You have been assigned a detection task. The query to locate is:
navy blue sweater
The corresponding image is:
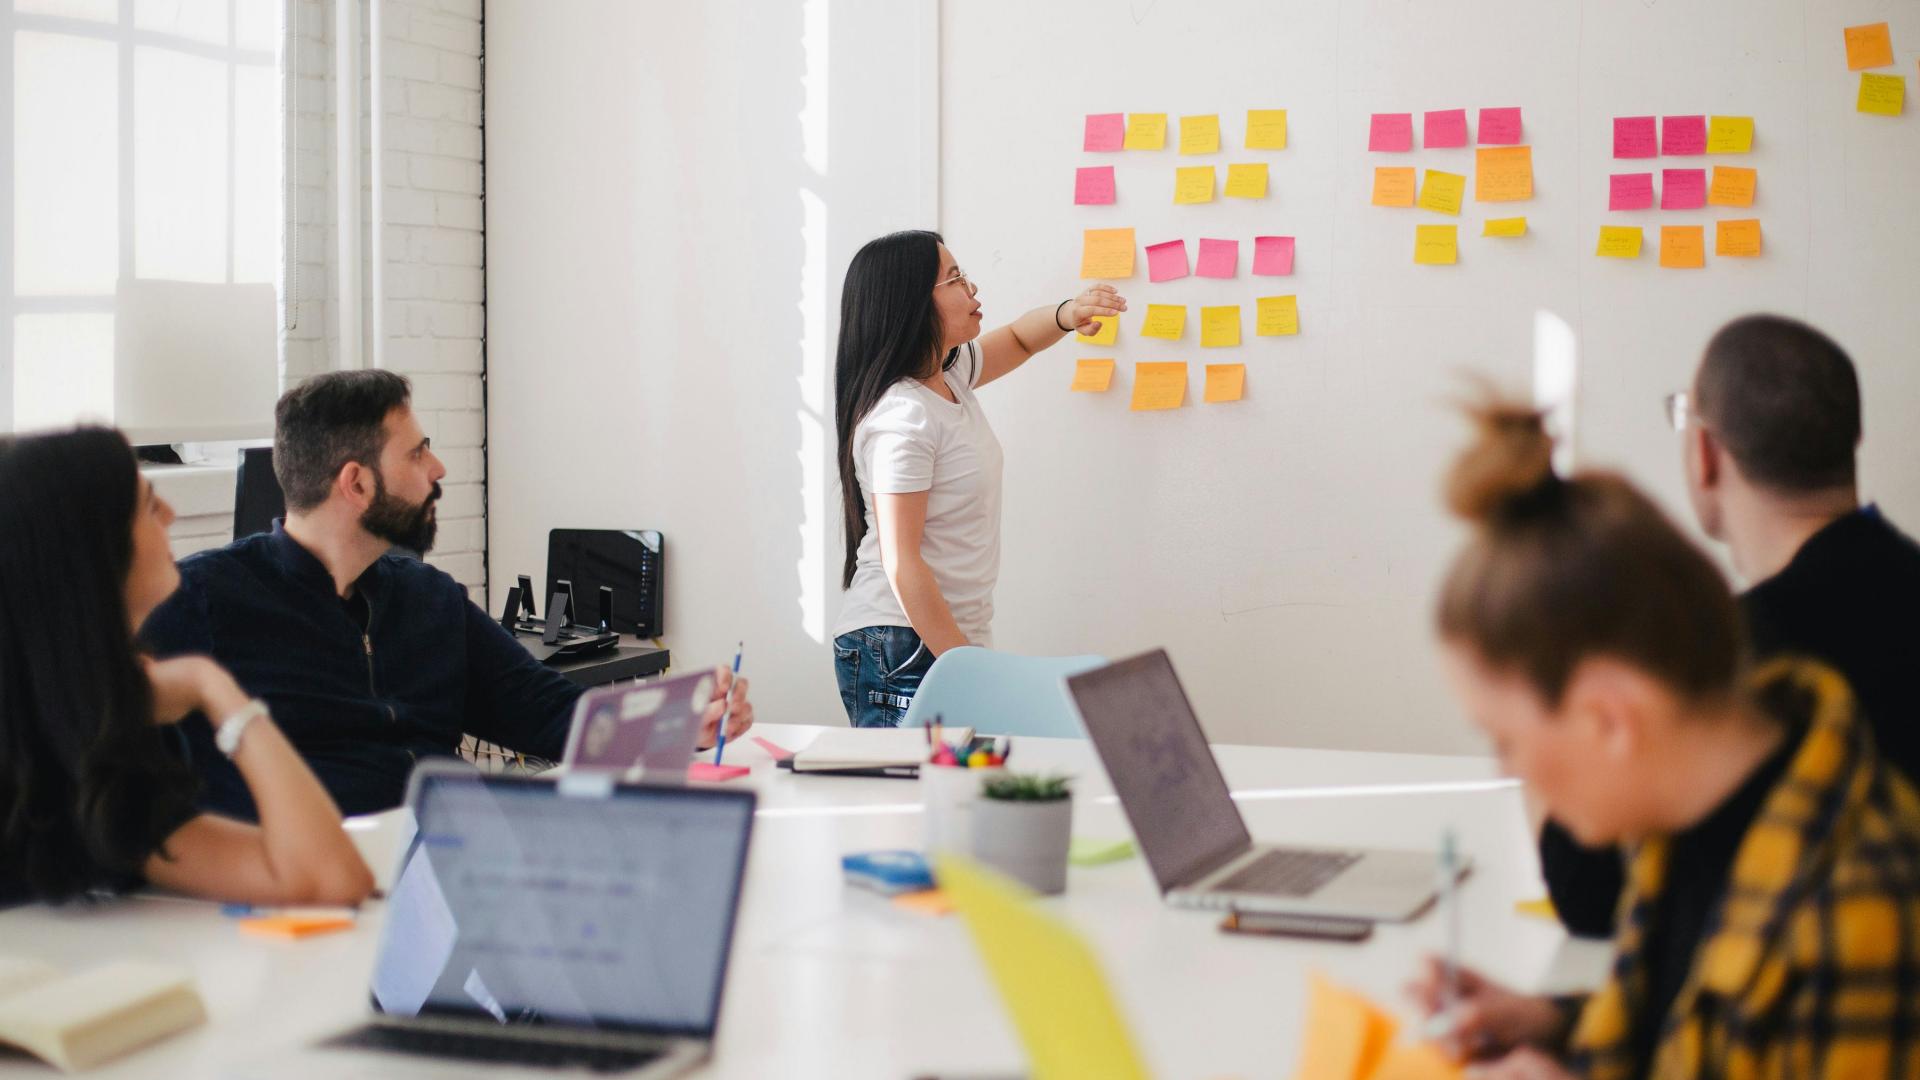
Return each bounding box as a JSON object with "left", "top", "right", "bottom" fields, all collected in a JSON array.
[{"left": 141, "top": 524, "right": 582, "bottom": 819}]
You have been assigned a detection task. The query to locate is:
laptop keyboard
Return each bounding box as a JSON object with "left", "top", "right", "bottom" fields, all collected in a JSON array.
[
  {"left": 1214, "top": 849, "right": 1363, "bottom": 897},
  {"left": 327, "top": 1024, "right": 664, "bottom": 1073}
]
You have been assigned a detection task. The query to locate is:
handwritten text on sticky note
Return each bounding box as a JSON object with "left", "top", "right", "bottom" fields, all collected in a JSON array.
[
  {"left": 1070, "top": 359, "right": 1116, "bottom": 393},
  {"left": 1660, "top": 168, "right": 1706, "bottom": 210},
  {"left": 1369, "top": 113, "right": 1414, "bottom": 152},
  {"left": 1372, "top": 166, "right": 1416, "bottom": 207},
  {"left": 1204, "top": 364, "right": 1245, "bottom": 404},
  {"left": 1074, "top": 166, "right": 1116, "bottom": 206},
  {"left": 1245, "top": 109, "right": 1288, "bottom": 150},
  {"left": 1130, "top": 363, "right": 1187, "bottom": 411},
  {"left": 1224, "top": 162, "right": 1269, "bottom": 199},
  {"left": 1200, "top": 305, "right": 1241, "bottom": 347},
  {"left": 1478, "top": 107, "right": 1523, "bottom": 145},
  {"left": 1424, "top": 109, "right": 1468, "bottom": 148},
  {"left": 1084, "top": 113, "right": 1125, "bottom": 152},
  {"left": 1124, "top": 113, "right": 1167, "bottom": 150},
  {"left": 1706, "top": 116, "right": 1754, "bottom": 153},
  {"left": 1708, "top": 166, "right": 1756, "bottom": 207},
  {"left": 1715, "top": 218, "right": 1762, "bottom": 257},
  {"left": 1475, "top": 146, "right": 1533, "bottom": 202},
  {"left": 1596, "top": 226, "right": 1644, "bottom": 258},
  {"left": 1080, "top": 228, "right": 1136, "bottom": 279},
  {"left": 1609, "top": 173, "right": 1654, "bottom": 211},
  {"left": 1256, "top": 295, "right": 1300, "bottom": 336},
  {"left": 1417, "top": 170, "right": 1466, "bottom": 216},
  {"left": 1483, "top": 217, "right": 1527, "bottom": 237},
  {"left": 1613, "top": 116, "right": 1657, "bottom": 158},
  {"left": 1146, "top": 239, "right": 1190, "bottom": 283},
  {"left": 1659, "top": 225, "right": 1705, "bottom": 269},
  {"left": 1195, "top": 238, "right": 1239, "bottom": 279},
  {"left": 1662, "top": 115, "right": 1706, "bottom": 155},
  {"left": 1140, "top": 304, "right": 1186, "bottom": 340},
  {"left": 1179, "top": 114, "right": 1221, "bottom": 155},
  {"left": 1414, "top": 224, "right": 1458, "bottom": 265},
  {"left": 1174, "top": 166, "right": 1216, "bottom": 204},
  {"left": 1253, "top": 235, "right": 1295, "bottom": 276}
]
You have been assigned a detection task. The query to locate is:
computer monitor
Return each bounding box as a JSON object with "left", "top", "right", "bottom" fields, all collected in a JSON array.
[{"left": 546, "top": 529, "right": 664, "bottom": 637}]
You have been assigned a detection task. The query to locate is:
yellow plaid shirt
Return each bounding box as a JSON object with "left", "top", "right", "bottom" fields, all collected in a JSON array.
[{"left": 1564, "top": 660, "right": 1920, "bottom": 1080}]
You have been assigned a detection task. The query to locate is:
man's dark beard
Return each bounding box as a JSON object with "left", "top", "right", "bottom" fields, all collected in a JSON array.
[{"left": 361, "top": 472, "right": 442, "bottom": 554}]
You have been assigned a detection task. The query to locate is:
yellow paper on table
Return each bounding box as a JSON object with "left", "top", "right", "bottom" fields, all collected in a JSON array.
[
  {"left": 1716, "top": 218, "right": 1763, "bottom": 257},
  {"left": 1203, "top": 364, "right": 1245, "bottom": 403},
  {"left": 1246, "top": 108, "right": 1288, "bottom": 150},
  {"left": 1844, "top": 22, "right": 1895, "bottom": 71},
  {"left": 1070, "top": 359, "right": 1116, "bottom": 393},
  {"left": 1414, "top": 224, "right": 1458, "bottom": 266},
  {"left": 1370, "top": 1041, "right": 1466, "bottom": 1080},
  {"left": 1515, "top": 897, "right": 1559, "bottom": 921},
  {"left": 1179, "top": 113, "right": 1220, "bottom": 154},
  {"left": 1225, "top": 162, "right": 1269, "bottom": 199},
  {"left": 1130, "top": 363, "right": 1188, "bottom": 411},
  {"left": 1416, "top": 170, "right": 1466, "bottom": 216},
  {"left": 1174, "top": 166, "right": 1217, "bottom": 204},
  {"left": 1706, "top": 115, "right": 1753, "bottom": 153},
  {"left": 1474, "top": 146, "right": 1533, "bottom": 202},
  {"left": 1076, "top": 315, "right": 1119, "bottom": 346},
  {"left": 1123, "top": 113, "right": 1166, "bottom": 150},
  {"left": 1858, "top": 73, "right": 1905, "bottom": 116},
  {"left": 1372, "top": 167, "right": 1416, "bottom": 207},
  {"left": 1708, "top": 166, "right": 1756, "bottom": 207},
  {"left": 1483, "top": 217, "right": 1527, "bottom": 237},
  {"left": 1295, "top": 974, "right": 1398, "bottom": 1080},
  {"left": 1256, "top": 295, "right": 1300, "bottom": 337},
  {"left": 1200, "top": 305, "right": 1241, "bottom": 348},
  {"left": 1596, "top": 225, "right": 1644, "bottom": 258},
  {"left": 1659, "top": 225, "right": 1705, "bottom": 269},
  {"left": 1140, "top": 304, "right": 1186, "bottom": 341},
  {"left": 1079, "top": 227, "right": 1136, "bottom": 279},
  {"left": 936, "top": 855, "right": 1151, "bottom": 1080}
]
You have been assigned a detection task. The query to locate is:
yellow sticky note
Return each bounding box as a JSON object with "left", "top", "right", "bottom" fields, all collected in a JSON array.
[
  {"left": 1245, "top": 108, "right": 1288, "bottom": 150},
  {"left": 1716, "top": 218, "right": 1762, "bottom": 257},
  {"left": 1200, "top": 305, "right": 1241, "bottom": 348},
  {"left": 1596, "top": 225, "right": 1644, "bottom": 258},
  {"left": 1706, "top": 115, "right": 1753, "bottom": 153},
  {"left": 1483, "top": 217, "right": 1527, "bottom": 237},
  {"left": 1203, "top": 364, "right": 1245, "bottom": 404},
  {"left": 1372, "top": 166, "right": 1416, "bottom": 207},
  {"left": 936, "top": 856, "right": 1151, "bottom": 1080},
  {"left": 1845, "top": 23, "right": 1895, "bottom": 71},
  {"left": 1224, "top": 162, "right": 1269, "bottom": 199},
  {"left": 1174, "top": 166, "right": 1216, "bottom": 204},
  {"left": 1178, "top": 114, "right": 1220, "bottom": 155},
  {"left": 1123, "top": 113, "right": 1166, "bottom": 150},
  {"left": 1294, "top": 974, "right": 1398, "bottom": 1080},
  {"left": 1076, "top": 316, "right": 1119, "bottom": 346},
  {"left": 1417, "top": 170, "right": 1466, "bottom": 216},
  {"left": 1414, "top": 224, "right": 1458, "bottom": 265},
  {"left": 1255, "top": 295, "right": 1299, "bottom": 337},
  {"left": 1858, "top": 73, "right": 1905, "bottom": 116},
  {"left": 1371, "top": 1042, "right": 1467, "bottom": 1080},
  {"left": 1079, "top": 227, "right": 1136, "bottom": 279},
  {"left": 1140, "top": 303, "right": 1186, "bottom": 340},
  {"left": 1070, "top": 359, "right": 1116, "bottom": 393},
  {"left": 1659, "top": 225, "right": 1705, "bottom": 269},
  {"left": 1708, "top": 166, "right": 1756, "bottom": 207},
  {"left": 1130, "top": 362, "right": 1188, "bottom": 411},
  {"left": 1474, "top": 146, "right": 1534, "bottom": 202}
]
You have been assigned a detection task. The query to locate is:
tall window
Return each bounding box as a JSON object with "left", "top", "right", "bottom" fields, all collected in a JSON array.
[{"left": 4, "top": 0, "right": 280, "bottom": 436}]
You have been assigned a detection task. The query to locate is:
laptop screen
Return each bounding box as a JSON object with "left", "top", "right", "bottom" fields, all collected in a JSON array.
[
  {"left": 561, "top": 669, "right": 713, "bottom": 778},
  {"left": 369, "top": 770, "right": 754, "bottom": 1038},
  {"left": 1066, "top": 649, "right": 1252, "bottom": 892}
]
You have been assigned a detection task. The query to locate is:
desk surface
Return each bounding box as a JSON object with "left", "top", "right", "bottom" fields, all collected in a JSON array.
[{"left": 0, "top": 724, "right": 1609, "bottom": 1080}]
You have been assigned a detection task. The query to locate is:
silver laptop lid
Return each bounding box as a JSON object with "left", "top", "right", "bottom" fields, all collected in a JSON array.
[
  {"left": 560, "top": 669, "right": 714, "bottom": 780},
  {"left": 370, "top": 763, "right": 755, "bottom": 1040},
  {"left": 1066, "top": 649, "right": 1252, "bottom": 892}
]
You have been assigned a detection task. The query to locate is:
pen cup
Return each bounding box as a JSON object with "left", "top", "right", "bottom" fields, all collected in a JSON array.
[{"left": 921, "top": 763, "right": 1004, "bottom": 854}]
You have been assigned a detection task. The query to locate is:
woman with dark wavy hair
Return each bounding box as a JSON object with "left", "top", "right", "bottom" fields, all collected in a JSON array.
[{"left": 0, "top": 427, "right": 371, "bottom": 906}]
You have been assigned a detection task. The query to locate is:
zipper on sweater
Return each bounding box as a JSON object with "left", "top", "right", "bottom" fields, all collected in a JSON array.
[{"left": 357, "top": 594, "right": 397, "bottom": 725}]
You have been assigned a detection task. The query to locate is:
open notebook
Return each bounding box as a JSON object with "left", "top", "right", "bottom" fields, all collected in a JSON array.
[
  {"left": 783, "top": 727, "right": 974, "bottom": 776},
  {"left": 0, "top": 956, "right": 206, "bottom": 1072}
]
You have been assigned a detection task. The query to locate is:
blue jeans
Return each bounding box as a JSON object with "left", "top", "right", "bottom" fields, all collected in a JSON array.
[{"left": 833, "top": 625, "right": 935, "bottom": 728}]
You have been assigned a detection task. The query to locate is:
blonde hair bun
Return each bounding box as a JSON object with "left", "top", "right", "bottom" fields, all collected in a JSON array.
[{"left": 1445, "top": 397, "right": 1557, "bottom": 524}]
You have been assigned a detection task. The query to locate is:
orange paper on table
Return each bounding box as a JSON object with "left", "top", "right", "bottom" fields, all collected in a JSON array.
[
  {"left": 1708, "top": 166, "right": 1756, "bottom": 207},
  {"left": 1716, "top": 218, "right": 1762, "bottom": 257},
  {"left": 892, "top": 889, "right": 956, "bottom": 916},
  {"left": 1295, "top": 974, "right": 1398, "bottom": 1080},
  {"left": 1130, "top": 363, "right": 1187, "bottom": 411},
  {"left": 1079, "top": 228, "right": 1136, "bottom": 279},
  {"left": 1372, "top": 167, "right": 1416, "bottom": 207},
  {"left": 1845, "top": 22, "right": 1895, "bottom": 71},
  {"left": 1659, "top": 225, "right": 1705, "bottom": 268},
  {"left": 1474, "top": 146, "right": 1533, "bottom": 202},
  {"left": 1070, "top": 359, "right": 1116, "bottom": 392},
  {"left": 1203, "top": 364, "right": 1245, "bottom": 403},
  {"left": 1369, "top": 1041, "right": 1466, "bottom": 1080},
  {"left": 239, "top": 914, "right": 356, "bottom": 940}
]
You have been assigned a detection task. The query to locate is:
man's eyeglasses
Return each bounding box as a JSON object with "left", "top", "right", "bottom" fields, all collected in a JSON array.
[
  {"left": 936, "top": 269, "right": 978, "bottom": 296},
  {"left": 1663, "top": 390, "right": 1691, "bottom": 432}
]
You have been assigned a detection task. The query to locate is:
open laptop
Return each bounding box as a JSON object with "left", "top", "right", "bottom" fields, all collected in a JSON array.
[
  {"left": 560, "top": 670, "right": 713, "bottom": 781},
  {"left": 1066, "top": 649, "right": 1452, "bottom": 922},
  {"left": 307, "top": 761, "right": 755, "bottom": 1076}
]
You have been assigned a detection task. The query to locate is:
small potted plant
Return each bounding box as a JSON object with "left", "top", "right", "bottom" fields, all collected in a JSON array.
[{"left": 969, "top": 773, "right": 1073, "bottom": 894}]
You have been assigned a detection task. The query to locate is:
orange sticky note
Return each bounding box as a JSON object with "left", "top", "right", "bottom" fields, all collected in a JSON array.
[
  {"left": 1474, "top": 146, "right": 1533, "bottom": 202},
  {"left": 1596, "top": 226, "right": 1643, "bottom": 259},
  {"left": 1716, "top": 218, "right": 1762, "bottom": 257},
  {"left": 1708, "top": 166, "right": 1756, "bottom": 207},
  {"left": 893, "top": 889, "right": 956, "bottom": 916},
  {"left": 1370, "top": 1042, "right": 1467, "bottom": 1080},
  {"left": 1294, "top": 974, "right": 1398, "bottom": 1080},
  {"left": 1659, "top": 225, "right": 1705, "bottom": 268},
  {"left": 1200, "top": 305, "right": 1241, "bottom": 348},
  {"left": 1130, "top": 362, "right": 1187, "bottom": 411},
  {"left": 1203, "top": 364, "right": 1245, "bottom": 403},
  {"left": 1079, "top": 228, "right": 1136, "bottom": 279},
  {"left": 1414, "top": 224, "right": 1458, "bottom": 266},
  {"left": 1077, "top": 315, "right": 1119, "bottom": 346},
  {"left": 1256, "top": 295, "right": 1300, "bottom": 336},
  {"left": 1845, "top": 23, "right": 1894, "bottom": 71},
  {"left": 1372, "top": 167, "right": 1416, "bottom": 207},
  {"left": 1070, "top": 359, "right": 1116, "bottom": 392},
  {"left": 239, "top": 914, "right": 356, "bottom": 939}
]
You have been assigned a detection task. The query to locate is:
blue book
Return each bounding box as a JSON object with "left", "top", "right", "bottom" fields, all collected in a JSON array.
[{"left": 841, "top": 851, "right": 935, "bottom": 896}]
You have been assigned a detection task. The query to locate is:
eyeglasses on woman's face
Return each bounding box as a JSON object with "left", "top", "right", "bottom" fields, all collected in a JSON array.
[{"left": 935, "top": 268, "right": 978, "bottom": 296}]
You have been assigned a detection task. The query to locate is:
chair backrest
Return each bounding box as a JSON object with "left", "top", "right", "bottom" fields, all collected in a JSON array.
[
  {"left": 902, "top": 647, "right": 1108, "bottom": 739},
  {"left": 232, "top": 446, "right": 285, "bottom": 540}
]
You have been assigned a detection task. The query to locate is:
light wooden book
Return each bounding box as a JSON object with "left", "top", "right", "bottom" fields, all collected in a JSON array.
[
  {"left": 791, "top": 727, "right": 973, "bottom": 772},
  {"left": 0, "top": 956, "right": 205, "bottom": 1072}
]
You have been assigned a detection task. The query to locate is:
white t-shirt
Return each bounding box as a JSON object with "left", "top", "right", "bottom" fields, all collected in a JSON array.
[{"left": 833, "top": 340, "right": 1004, "bottom": 646}]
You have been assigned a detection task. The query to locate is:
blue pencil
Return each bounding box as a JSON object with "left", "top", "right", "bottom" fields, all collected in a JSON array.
[{"left": 712, "top": 642, "right": 743, "bottom": 765}]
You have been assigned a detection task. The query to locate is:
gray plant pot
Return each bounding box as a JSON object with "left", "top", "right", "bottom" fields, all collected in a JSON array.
[{"left": 969, "top": 797, "right": 1073, "bottom": 895}]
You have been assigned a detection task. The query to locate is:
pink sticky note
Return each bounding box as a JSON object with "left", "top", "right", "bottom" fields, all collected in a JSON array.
[
  {"left": 1424, "top": 109, "right": 1468, "bottom": 148},
  {"left": 1146, "top": 239, "right": 1190, "bottom": 282},
  {"left": 1195, "top": 238, "right": 1239, "bottom": 278},
  {"left": 1252, "top": 235, "right": 1295, "bottom": 276},
  {"left": 1661, "top": 115, "right": 1706, "bottom": 156},
  {"left": 1660, "top": 168, "right": 1706, "bottom": 210},
  {"left": 1074, "top": 166, "right": 1116, "bottom": 205},
  {"left": 1083, "top": 113, "right": 1125, "bottom": 152},
  {"left": 1613, "top": 116, "right": 1657, "bottom": 158},
  {"left": 689, "top": 762, "right": 750, "bottom": 782},
  {"left": 752, "top": 736, "right": 794, "bottom": 762},
  {"left": 1369, "top": 112, "right": 1414, "bottom": 152},
  {"left": 1478, "top": 107, "right": 1523, "bottom": 145},
  {"left": 1609, "top": 172, "right": 1655, "bottom": 210}
]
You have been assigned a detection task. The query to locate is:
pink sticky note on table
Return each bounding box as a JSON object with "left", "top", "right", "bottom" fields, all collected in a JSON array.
[
  {"left": 1478, "top": 107, "right": 1523, "bottom": 145},
  {"left": 1146, "top": 239, "right": 1190, "bottom": 282},
  {"left": 1083, "top": 113, "right": 1125, "bottom": 152},
  {"left": 1424, "top": 109, "right": 1468, "bottom": 148},
  {"left": 751, "top": 736, "right": 794, "bottom": 762},
  {"left": 1613, "top": 116, "right": 1657, "bottom": 158},
  {"left": 1195, "top": 238, "right": 1239, "bottom": 278},
  {"left": 1609, "top": 172, "right": 1655, "bottom": 210},
  {"left": 1252, "top": 235, "right": 1295, "bottom": 276},
  {"left": 1369, "top": 112, "right": 1414, "bottom": 151},
  {"left": 1662, "top": 115, "right": 1706, "bottom": 156},
  {"left": 689, "top": 762, "right": 750, "bottom": 782},
  {"left": 1660, "top": 168, "right": 1706, "bottom": 210},
  {"left": 1074, "top": 166, "right": 1116, "bottom": 205}
]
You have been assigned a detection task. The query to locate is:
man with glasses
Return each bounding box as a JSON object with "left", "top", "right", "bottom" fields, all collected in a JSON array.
[{"left": 1540, "top": 314, "right": 1920, "bottom": 938}]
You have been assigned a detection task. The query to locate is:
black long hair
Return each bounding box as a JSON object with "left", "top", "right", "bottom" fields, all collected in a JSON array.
[
  {"left": 0, "top": 428, "right": 198, "bottom": 901},
  {"left": 835, "top": 229, "right": 950, "bottom": 589}
]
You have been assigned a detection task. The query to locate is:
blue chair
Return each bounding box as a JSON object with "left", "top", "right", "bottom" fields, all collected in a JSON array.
[{"left": 901, "top": 647, "right": 1109, "bottom": 739}]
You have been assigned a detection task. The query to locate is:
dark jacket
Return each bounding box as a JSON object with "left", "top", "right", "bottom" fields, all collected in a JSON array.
[{"left": 140, "top": 524, "right": 582, "bottom": 819}]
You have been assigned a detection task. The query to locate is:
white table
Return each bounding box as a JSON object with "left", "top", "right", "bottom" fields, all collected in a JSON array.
[{"left": 0, "top": 724, "right": 1610, "bottom": 1079}]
